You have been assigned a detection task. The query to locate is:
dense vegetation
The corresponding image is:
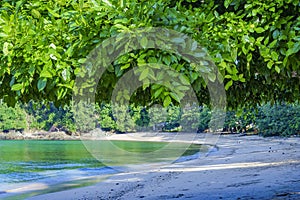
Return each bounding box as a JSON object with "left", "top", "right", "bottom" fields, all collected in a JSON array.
[
  {"left": 0, "top": 102, "right": 299, "bottom": 137},
  {"left": 0, "top": 0, "right": 299, "bottom": 108},
  {"left": 0, "top": 0, "right": 299, "bottom": 138}
]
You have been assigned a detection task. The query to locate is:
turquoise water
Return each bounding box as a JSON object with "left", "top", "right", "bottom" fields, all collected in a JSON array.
[{"left": 0, "top": 140, "right": 202, "bottom": 199}]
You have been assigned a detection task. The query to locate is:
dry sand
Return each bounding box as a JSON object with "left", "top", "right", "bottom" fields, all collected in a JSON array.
[{"left": 26, "top": 133, "right": 300, "bottom": 200}]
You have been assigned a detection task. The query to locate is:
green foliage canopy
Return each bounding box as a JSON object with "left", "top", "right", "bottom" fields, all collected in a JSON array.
[{"left": 0, "top": 0, "right": 299, "bottom": 108}]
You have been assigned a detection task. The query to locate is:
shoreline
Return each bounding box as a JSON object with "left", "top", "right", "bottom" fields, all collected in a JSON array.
[
  {"left": 1, "top": 128, "right": 298, "bottom": 141},
  {"left": 1, "top": 132, "right": 209, "bottom": 199},
  {"left": 21, "top": 133, "right": 300, "bottom": 200}
]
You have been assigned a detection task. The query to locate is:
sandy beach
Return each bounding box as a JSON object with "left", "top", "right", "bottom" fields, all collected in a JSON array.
[{"left": 25, "top": 133, "right": 300, "bottom": 200}]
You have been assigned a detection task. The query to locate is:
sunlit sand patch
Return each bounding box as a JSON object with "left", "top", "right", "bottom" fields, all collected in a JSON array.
[
  {"left": 6, "top": 183, "right": 48, "bottom": 193},
  {"left": 161, "top": 160, "right": 300, "bottom": 172}
]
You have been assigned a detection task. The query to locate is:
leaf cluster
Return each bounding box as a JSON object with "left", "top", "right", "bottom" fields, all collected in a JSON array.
[{"left": 0, "top": 0, "right": 299, "bottom": 108}]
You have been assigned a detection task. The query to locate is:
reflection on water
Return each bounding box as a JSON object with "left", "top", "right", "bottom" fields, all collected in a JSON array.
[{"left": 0, "top": 140, "right": 204, "bottom": 199}]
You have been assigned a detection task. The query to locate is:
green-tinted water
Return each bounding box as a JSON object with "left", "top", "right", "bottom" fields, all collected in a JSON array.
[{"left": 0, "top": 140, "right": 203, "bottom": 199}]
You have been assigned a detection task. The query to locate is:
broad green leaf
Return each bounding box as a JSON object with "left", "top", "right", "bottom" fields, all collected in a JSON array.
[
  {"left": 267, "top": 61, "right": 274, "bottom": 69},
  {"left": 286, "top": 42, "right": 300, "bottom": 57},
  {"left": 239, "top": 74, "right": 246, "bottom": 82},
  {"left": 232, "top": 74, "right": 239, "bottom": 81},
  {"left": 269, "top": 40, "right": 277, "bottom": 48},
  {"left": 140, "top": 37, "right": 148, "bottom": 49},
  {"left": 190, "top": 72, "right": 198, "bottom": 81},
  {"left": 47, "top": 8, "right": 60, "bottom": 18},
  {"left": 239, "top": 77, "right": 246, "bottom": 82},
  {"left": 162, "top": 56, "right": 171, "bottom": 65},
  {"left": 148, "top": 57, "right": 157, "bottom": 63},
  {"left": 40, "top": 69, "right": 53, "bottom": 78},
  {"left": 272, "top": 30, "right": 280, "bottom": 39},
  {"left": 247, "top": 54, "right": 252, "bottom": 62},
  {"left": 269, "top": 7, "right": 275, "bottom": 12},
  {"left": 224, "top": 0, "right": 232, "bottom": 9},
  {"left": 226, "top": 65, "right": 233, "bottom": 74},
  {"left": 121, "top": 63, "right": 130, "bottom": 70},
  {"left": 275, "top": 66, "right": 281, "bottom": 74},
  {"left": 255, "top": 27, "right": 265, "bottom": 33},
  {"left": 31, "top": 9, "right": 41, "bottom": 18},
  {"left": 219, "top": 61, "right": 227, "bottom": 69},
  {"left": 163, "top": 95, "right": 172, "bottom": 107},
  {"left": 293, "top": 42, "right": 300, "bottom": 53},
  {"left": 264, "top": 37, "right": 270, "bottom": 45},
  {"left": 37, "top": 78, "right": 47, "bottom": 91},
  {"left": 256, "top": 37, "right": 264, "bottom": 44},
  {"left": 139, "top": 67, "right": 149, "bottom": 81},
  {"left": 225, "top": 80, "right": 233, "bottom": 90},
  {"left": 179, "top": 75, "right": 190, "bottom": 85},
  {"left": 154, "top": 87, "right": 163, "bottom": 98},
  {"left": 170, "top": 92, "right": 180, "bottom": 103},
  {"left": 11, "top": 84, "right": 23, "bottom": 91},
  {"left": 271, "top": 52, "right": 278, "bottom": 61}
]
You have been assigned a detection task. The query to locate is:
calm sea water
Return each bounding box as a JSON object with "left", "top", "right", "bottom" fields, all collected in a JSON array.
[{"left": 0, "top": 140, "right": 203, "bottom": 199}]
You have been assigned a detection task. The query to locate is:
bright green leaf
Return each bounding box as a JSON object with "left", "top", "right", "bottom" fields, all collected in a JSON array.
[
  {"left": 163, "top": 95, "right": 172, "bottom": 107},
  {"left": 11, "top": 84, "right": 23, "bottom": 91},
  {"left": 154, "top": 87, "right": 163, "bottom": 98},
  {"left": 40, "top": 69, "right": 53, "bottom": 78},
  {"left": 269, "top": 40, "right": 277, "bottom": 48},
  {"left": 271, "top": 52, "right": 279, "bottom": 61},
  {"left": 255, "top": 27, "right": 265, "bottom": 33},
  {"left": 224, "top": 0, "right": 232, "bottom": 8},
  {"left": 121, "top": 63, "right": 131, "bottom": 70},
  {"left": 170, "top": 92, "right": 180, "bottom": 103},
  {"left": 225, "top": 80, "right": 233, "bottom": 90},
  {"left": 267, "top": 61, "right": 274, "bottom": 69}
]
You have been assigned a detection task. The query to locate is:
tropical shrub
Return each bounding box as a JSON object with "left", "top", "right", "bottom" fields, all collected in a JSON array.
[
  {"left": 0, "top": 103, "right": 27, "bottom": 132},
  {"left": 0, "top": 100, "right": 299, "bottom": 137},
  {"left": 197, "top": 105, "right": 212, "bottom": 132},
  {"left": 163, "top": 105, "right": 182, "bottom": 132},
  {"left": 97, "top": 103, "right": 116, "bottom": 131},
  {"left": 23, "top": 101, "right": 76, "bottom": 133},
  {"left": 180, "top": 104, "right": 201, "bottom": 132},
  {"left": 72, "top": 101, "right": 97, "bottom": 133},
  {"left": 256, "top": 103, "right": 300, "bottom": 137}
]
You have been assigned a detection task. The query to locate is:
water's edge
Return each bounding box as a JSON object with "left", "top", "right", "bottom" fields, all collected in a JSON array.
[{"left": 0, "top": 140, "right": 211, "bottom": 200}]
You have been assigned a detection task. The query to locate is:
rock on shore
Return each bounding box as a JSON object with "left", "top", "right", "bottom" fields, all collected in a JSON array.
[{"left": 0, "top": 130, "right": 80, "bottom": 140}]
